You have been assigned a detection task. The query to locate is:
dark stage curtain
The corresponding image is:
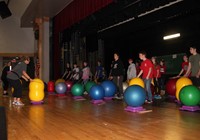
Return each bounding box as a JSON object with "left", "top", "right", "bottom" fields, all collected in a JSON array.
[{"left": 53, "top": 0, "right": 113, "bottom": 79}]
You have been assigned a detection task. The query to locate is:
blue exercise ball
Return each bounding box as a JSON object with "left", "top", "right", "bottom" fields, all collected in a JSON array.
[
  {"left": 124, "top": 85, "right": 146, "bottom": 107},
  {"left": 55, "top": 82, "right": 67, "bottom": 94},
  {"left": 101, "top": 80, "right": 116, "bottom": 97},
  {"left": 89, "top": 85, "right": 105, "bottom": 100}
]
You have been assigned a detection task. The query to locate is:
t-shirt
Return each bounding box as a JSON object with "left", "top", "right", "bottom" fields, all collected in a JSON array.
[
  {"left": 96, "top": 66, "right": 103, "bottom": 78},
  {"left": 7, "top": 62, "right": 27, "bottom": 80},
  {"left": 127, "top": 63, "right": 136, "bottom": 80},
  {"left": 82, "top": 66, "right": 90, "bottom": 80},
  {"left": 72, "top": 67, "right": 80, "bottom": 80},
  {"left": 1, "top": 66, "right": 10, "bottom": 79},
  {"left": 140, "top": 59, "right": 153, "bottom": 79},
  {"left": 110, "top": 59, "right": 124, "bottom": 76},
  {"left": 160, "top": 65, "right": 166, "bottom": 75},
  {"left": 153, "top": 65, "right": 161, "bottom": 78},
  {"left": 189, "top": 53, "right": 200, "bottom": 76}
]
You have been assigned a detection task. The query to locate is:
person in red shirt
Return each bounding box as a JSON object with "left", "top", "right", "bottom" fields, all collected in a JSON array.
[
  {"left": 137, "top": 51, "right": 154, "bottom": 103},
  {"left": 159, "top": 59, "right": 166, "bottom": 93},
  {"left": 176, "top": 55, "right": 190, "bottom": 77},
  {"left": 151, "top": 57, "right": 161, "bottom": 95}
]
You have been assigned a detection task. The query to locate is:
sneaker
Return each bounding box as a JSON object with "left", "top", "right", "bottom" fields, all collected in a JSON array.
[
  {"left": 147, "top": 100, "right": 153, "bottom": 104},
  {"left": 15, "top": 101, "right": 24, "bottom": 106},
  {"left": 115, "top": 96, "right": 123, "bottom": 100}
]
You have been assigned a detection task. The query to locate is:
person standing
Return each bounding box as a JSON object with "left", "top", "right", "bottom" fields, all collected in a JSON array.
[
  {"left": 137, "top": 51, "right": 154, "bottom": 103},
  {"left": 184, "top": 46, "right": 200, "bottom": 88},
  {"left": 1, "top": 62, "right": 11, "bottom": 96},
  {"left": 81, "top": 61, "right": 91, "bottom": 85},
  {"left": 7, "top": 56, "right": 33, "bottom": 106},
  {"left": 62, "top": 62, "right": 72, "bottom": 80},
  {"left": 71, "top": 63, "right": 80, "bottom": 83},
  {"left": 176, "top": 55, "right": 190, "bottom": 77},
  {"left": 159, "top": 59, "right": 166, "bottom": 94},
  {"left": 109, "top": 53, "right": 124, "bottom": 99},
  {"left": 94, "top": 60, "right": 104, "bottom": 83},
  {"left": 127, "top": 58, "right": 136, "bottom": 83}
]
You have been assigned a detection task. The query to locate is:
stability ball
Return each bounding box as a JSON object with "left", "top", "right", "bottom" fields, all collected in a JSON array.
[
  {"left": 85, "top": 81, "right": 96, "bottom": 93},
  {"left": 65, "top": 80, "right": 73, "bottom": 92},
  {"left": 101, "top": 80, "right": 116, "bottom": 97},
  {"left": 71, "top": 83, "right": 84, "bottom": 96},
  {"left": 123, "top": 82, "right": 128, "bottom": 92},
  {"left": 55, "top": 82, "right": 67, "bottom": 94},
  {"left": 129, "top": 77, "right": 145, "bottom": 88},
  {"left": 55, "top": 79, "right": 65, "bottom": 85},
  {"left": 29, "top": 78, "right": 45, "bottom": 102},
  {"left": 166, "top": 78, "right": 178, "bottom": 96},
  {"left": 176, "top": 77, "right": 192, "bottom": 100},
  {"left": 124, "top": 85, "right": 146, "bottom": 107},
  {"left": 89, "top": 85, "right": 105, "bottom": 100},
  {"left": 179, "top": 85, "right": 200, "bottom": 106},
  {"left": 47, "top": 81, "right": 55, "bottom": 92}
]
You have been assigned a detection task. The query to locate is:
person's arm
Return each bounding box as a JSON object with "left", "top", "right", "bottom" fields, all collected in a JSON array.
[
  {"left": 196, "top": 60, "right": 200, "bottom": 78},
  {"left": 137, "top": 70, "right": 143, "bottom": 78},
  {"left": 177, "top": 69, "right": 184, "bottom": 77},
  {"left": 184, "top": 62, "right": 191, "bottom": 77},
  {"left": 22, "top": 70, "right": 32, "bottom": 81}
]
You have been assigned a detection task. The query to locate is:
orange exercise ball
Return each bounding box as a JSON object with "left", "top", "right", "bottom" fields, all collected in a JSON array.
[
  {"left": 175, "top": 77, "right": 192, "bottom": 100},
  {"left": 29, "top": 78, "right": 45, "bottom": 102},
  {"left": 129, "top": 77, "right": 145, "bottom": 88}
]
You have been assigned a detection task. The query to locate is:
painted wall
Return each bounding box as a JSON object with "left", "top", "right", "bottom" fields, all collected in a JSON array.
[{"left": 0, "top": 0, "right": 34, "bottom": 54}]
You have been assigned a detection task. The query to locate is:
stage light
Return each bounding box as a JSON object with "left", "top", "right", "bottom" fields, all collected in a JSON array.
[{"left": 163, "top": 33, "right": 180, "bottom": 40}]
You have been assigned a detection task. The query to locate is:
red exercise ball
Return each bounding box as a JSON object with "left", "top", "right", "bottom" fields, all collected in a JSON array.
[
  {"left": 65, "top": 80, "right": 73, "bottom": 92},
  {"left": 47, "top": 81, "right": 55, "bottom": 92},
  {"left": 165, "top": 78, "right": 178, "bottom": 96}
]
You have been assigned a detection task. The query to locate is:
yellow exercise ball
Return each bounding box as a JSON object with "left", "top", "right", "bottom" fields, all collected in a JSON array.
[
  {"left": 29, "top": 78, "right": 45, "bottom": 102},
  {"left": 129, "top": 77, "right": 145, "bottom": 88},
  {"left": 55, "top": 78, "right": 65, "bottom": 85},
  {"left": 175, "top": 77, "right": 192, "bottom": 100}
]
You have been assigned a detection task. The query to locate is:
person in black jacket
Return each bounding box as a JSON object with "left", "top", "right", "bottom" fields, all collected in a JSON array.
[
  {"left": 1, "top": 62, "right": 11, "bottom": 96},
  {"left": 109, "top": 53, "right": 124, "bottom": 99}
]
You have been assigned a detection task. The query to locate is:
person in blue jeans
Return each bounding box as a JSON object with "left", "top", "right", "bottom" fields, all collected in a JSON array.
[{"left": 137, "top": 51, "right": 154, "bottom": 103}]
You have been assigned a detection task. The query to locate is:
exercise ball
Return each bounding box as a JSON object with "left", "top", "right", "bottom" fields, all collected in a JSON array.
[
  {"left": 29, "top": 78, "right": 45, "bottom": 102},
  {"left": 176, "top": 77, "right": 192, "bottom": 100},
  {"left": 101, "top": 80, "right": 116, "bottom": 97},
  {"left": 123, "top": 82, "right": 128, "bottom": 92},
  {"left": 89, "top": 85, "right": 105, "bottom": 100},
  {"left": 55, "top": 82, "right": 67, "bottom": 94},
  {"left": 179, "top": 85, "right": 200, "bottom": 106},
  {"left": 129, "top": 77, "right": 145, "bottom": 88},
  {"left": 85, "top": 81, "right": 96, "bottom": 93},
  {"left": 55, "top": 79, "right": 65, "bottom": 85},
  {"left": 166, "top": 78, "right": 178, "bottom": 96},
  {"left": 124, "top": 85, "right": 146, "bottom": 107},
  {"left": 65, "top": 80, "right": 73, "bottom": 92},
  {"left": 47, "top": 81, "right": 55, "bottom": 92},
  {"left": 71, "top": 83, "right": 84, "bottom": 96}
]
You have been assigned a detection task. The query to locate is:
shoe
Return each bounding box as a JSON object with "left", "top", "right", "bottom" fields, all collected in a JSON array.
[
  {"left": 15, "top": 101, "right": 24, "bottom": 106},
  {"left": 115, "top": 96, "right": 123, "bottom": 100},
  {"left": 147, "top": 100, "right": 153, "bottom": 104}
]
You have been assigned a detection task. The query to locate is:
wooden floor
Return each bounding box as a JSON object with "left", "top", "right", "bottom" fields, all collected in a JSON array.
[{"left": 0, "top": 90, "right": 200, "bottom": 140}]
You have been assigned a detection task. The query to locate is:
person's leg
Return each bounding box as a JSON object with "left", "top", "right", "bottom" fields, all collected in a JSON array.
[
  {"left": 145, "top": 78, "right": 153, "bottom": 102},
  {"left": 14, "top": 80, "right": 23, "bottom": 105},
  {"left": 118, "top": 75, "right": 124, "bottom": 98},
  {"left": 2, "top": 78, "right": 9, "bottom": 95}
]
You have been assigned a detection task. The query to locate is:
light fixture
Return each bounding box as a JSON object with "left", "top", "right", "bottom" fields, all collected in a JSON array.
[{"left": 163, "top": 33, "right": 180, "bottom": 40}]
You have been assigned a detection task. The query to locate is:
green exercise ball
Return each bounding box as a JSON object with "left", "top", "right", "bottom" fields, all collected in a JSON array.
[
  {"left": 71, "top": 83, "right": 84, "bottom": 96},
  {"left": 179, "top": 85, "right": 200, "bottom": 106},
  {"left": 85, "top": 81, "right": 96, "bottom": 93}
]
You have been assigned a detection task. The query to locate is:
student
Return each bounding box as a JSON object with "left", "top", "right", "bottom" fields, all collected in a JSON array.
[
  {"left": 137, "top": 51, "right": 154, "bottom": 103},
  {"left": 184, "top": 46, "right": 200, "bottom": 88},
  {"left": 71, "top": 63, "right": 80, "bottom": 83},
  {"left": 81, "top": 61, "right": 91, "bottom": 85},
  {"left": 109, "top": 53, "right": 124, "bottom": 99},
  {"left": 1, "top": 62, "right": 11, "bottom": 96},
  {"left": 176, "top": 55, "right": 190, "bottom": 77},
  {"left": 7, "top": 56, "right": 33, "bottom": 106},
  {"left": 151, "top": 57, "right": 161, "bottom": 96},
  {"left": 94, "top": 60, "right": 104, "bottom": 83},
  {"left": 159, "top": 59, "right": 166, "bottom": 93},
  {"left": 127, "top": 58, "right": 136, "bottom": 83},
  {"left": 62, "top": 62, "right": 72, "bottom": 80}
]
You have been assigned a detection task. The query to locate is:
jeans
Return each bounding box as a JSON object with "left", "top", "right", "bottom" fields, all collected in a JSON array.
[
  {"left": 113, "top": 75, "right": 124, "bottom": 97},
  {"left": 143, "top": 78, "right": 152, "bottom": 101}
]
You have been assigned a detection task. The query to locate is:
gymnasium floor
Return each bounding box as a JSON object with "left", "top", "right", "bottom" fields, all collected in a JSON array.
[{"left": 0, "top": 90, "right": 200, "bottom": 140}]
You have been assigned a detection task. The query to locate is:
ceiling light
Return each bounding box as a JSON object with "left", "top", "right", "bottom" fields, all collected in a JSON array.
[{"left": 163, "top": 33, "right": 180, "bottom": 40}]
